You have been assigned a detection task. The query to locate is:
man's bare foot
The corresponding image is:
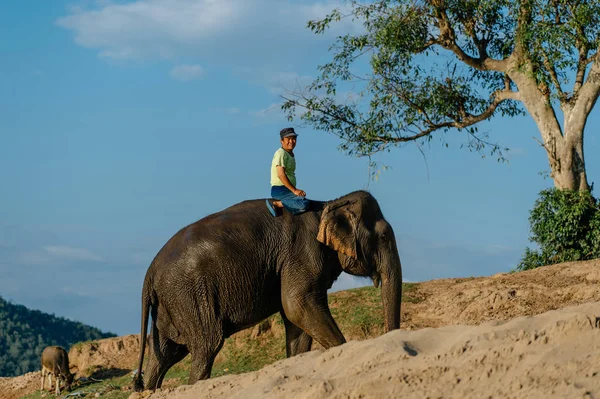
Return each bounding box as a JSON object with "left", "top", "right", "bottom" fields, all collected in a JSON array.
[{"left": 266, "top": 199, "right": 281, "bottom": 217}]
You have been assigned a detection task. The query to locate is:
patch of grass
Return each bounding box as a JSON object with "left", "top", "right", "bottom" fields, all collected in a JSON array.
[
  {"left": 21, "top": 374, "right": 132, "bottom": 399},
  {"left": 329, "top": 287, "right": 384, "bottom": 339},
  {"left": 163, "top": 357, "right": 192, "bottom": 384},
  {"left": 403, "top": 282, "right": 417, "bottom": 293},
  {"left": 212, "top": 317, "right": 286, "bottom": 378},
  {"left": 327, "top": 283, "right": 420, "bottom": 339},
  {"left": 402, "top": 283, "right": 424, "bottom": 304},
  {"left": 69, "top": 340, "right": 98, "bottom": 352}
]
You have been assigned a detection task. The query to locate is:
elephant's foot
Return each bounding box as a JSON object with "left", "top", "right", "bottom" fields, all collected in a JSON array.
[{"left": 188, "top": 357, "right": 214, "bottom": 385}]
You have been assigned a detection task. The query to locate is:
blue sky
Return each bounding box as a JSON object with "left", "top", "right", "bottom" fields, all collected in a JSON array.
[{"left": 1, "top": 0, "right": 598, "bottom": 336}]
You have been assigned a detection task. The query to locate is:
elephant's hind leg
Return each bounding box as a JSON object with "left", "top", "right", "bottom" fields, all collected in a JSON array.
[
  {"left": 188, "top": 335, "right": 225, "bottom": 384},
  {"left": 145, "top": 329, "right": 189, "bottom": 391},
  {"left": 156, "top": 340, "right": 189, "bottom": 388}
]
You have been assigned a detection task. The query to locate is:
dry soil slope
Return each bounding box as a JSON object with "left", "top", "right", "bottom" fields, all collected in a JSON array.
[
  {"left": 3, "top": 259, "right": 600, "bottom": 399},
  {"left": 401, "top": 259, "right": 600, "bottom": 329},
  {"left": 140, "top": 301, "right": 600, "bottom": 399}
]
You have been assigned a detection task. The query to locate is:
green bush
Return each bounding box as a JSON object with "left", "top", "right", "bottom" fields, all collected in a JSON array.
[{"left": 517, "top": 188, "right": 600, "bottom": 271}]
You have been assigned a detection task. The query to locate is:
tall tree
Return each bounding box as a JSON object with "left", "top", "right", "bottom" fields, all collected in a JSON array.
[{"left": 282, "top": 0, "right": 600, "bottom": 191}]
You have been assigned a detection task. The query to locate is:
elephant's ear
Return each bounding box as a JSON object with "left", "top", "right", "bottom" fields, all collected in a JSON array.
[{"left": 317, "top": 201, "right": 357, "bottom": 259}]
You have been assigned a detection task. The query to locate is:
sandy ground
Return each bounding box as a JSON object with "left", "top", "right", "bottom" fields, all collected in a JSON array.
[
  {"left": 135, "top": 301, "right": 600, "bottom": 399},
  {"left": 0, "top": 372, "right": 39, "bottom": 399},
  {"left": 3, "top": 259, "right": 600, "bottom": 399}
]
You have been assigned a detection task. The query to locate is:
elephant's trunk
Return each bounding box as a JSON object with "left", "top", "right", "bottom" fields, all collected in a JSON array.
[{"left": 380, "top": 254, "right": 402, "bottom": 332}]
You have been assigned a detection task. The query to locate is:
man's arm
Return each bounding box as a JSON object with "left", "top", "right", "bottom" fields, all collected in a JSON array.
[{"left": 276, "top": 166, "right": 306, "bottom": 197}]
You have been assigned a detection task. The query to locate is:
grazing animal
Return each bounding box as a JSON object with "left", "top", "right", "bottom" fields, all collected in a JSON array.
[{"left": 40, "top": 346, "right": 74, "bottom": 395}]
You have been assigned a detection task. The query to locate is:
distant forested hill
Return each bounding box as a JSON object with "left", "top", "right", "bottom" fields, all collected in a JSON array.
[{"left": 0, "top": 295, "right": 115, "bottom": 377}]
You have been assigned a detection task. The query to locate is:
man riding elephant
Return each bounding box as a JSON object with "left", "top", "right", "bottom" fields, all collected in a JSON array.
[{"left": 266, "top": 127, "right": 310, "bottom": 217}]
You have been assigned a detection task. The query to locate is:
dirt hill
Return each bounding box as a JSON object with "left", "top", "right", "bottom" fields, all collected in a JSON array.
[
  {"left": 140, "top": 301, "right": 600, "bottom": 399},
  {"left": 2, "top": 259, "right": 600, "bottom": 399}
]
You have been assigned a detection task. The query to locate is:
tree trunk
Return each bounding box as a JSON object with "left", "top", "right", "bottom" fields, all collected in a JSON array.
[
  {"left": 529, "top": 116, "right": 589, "bottom": 192},
  {"left": 549, "top": 128, "right": 589, "bottom": 191},
  {"left": 509, "top": 69, "right": 590, "bottom": 192}
]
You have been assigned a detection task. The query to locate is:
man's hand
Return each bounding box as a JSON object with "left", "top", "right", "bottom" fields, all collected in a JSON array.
[{"left": 293, "top": 189, "right": 306, "bottom": 197}]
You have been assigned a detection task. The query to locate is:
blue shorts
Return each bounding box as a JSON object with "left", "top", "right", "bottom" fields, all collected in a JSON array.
[{"left": 271, "top": 186, "right": 310, "bottom": 215}]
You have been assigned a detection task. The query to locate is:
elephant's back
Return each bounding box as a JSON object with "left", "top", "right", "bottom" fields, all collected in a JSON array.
[
  {"left": 147, "top": 200, "right": 285, "bottom": 331},
  {"left": 148, "top": 198, "right": 320, "bottom": 276},
  {"left": 149, "top": 200, "right": 274, "bottom": 275}
]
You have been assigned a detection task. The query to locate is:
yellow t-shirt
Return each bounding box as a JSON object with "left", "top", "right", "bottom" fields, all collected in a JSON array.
[{"left": 270, "top": 148, "right": 296, "bottom": 187}]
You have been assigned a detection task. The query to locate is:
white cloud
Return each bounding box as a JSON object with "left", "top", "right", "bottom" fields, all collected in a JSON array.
[
  {"left": 57, "top": 0, "right": 241, "bottom": 60},
  {"left": 42, "top": 245, "right": 103, "bottom": 262},
  {"left": 56, "top": 0, "right": 359, "bottom": 63},
  {"left": 170, "top": 64, "right": 204, "bottom": 81},
  {"left": 16, "top": 245, "right": 103, "bottom": 265}
]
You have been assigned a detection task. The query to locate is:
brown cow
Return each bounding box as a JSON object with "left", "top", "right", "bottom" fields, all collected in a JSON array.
[{"left": 40, "top": 346, "right": 74, "bottom": 395}]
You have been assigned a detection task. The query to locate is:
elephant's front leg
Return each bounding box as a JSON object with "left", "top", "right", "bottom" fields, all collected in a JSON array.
[
  {"left": 281, "top": 312, "right": 313, "bottom": 357},
  {"left": 281, "top": 290, "right": 346, "bottom": 350}
]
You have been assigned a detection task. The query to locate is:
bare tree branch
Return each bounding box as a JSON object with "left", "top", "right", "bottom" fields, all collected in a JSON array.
[
  {"left": 283, "top": 81, "right": 519, "bottom": 149},
  {"left": 574, "top": 46, "right": 600, "bottom": 114},
  {"left": 541, "top": 51, "right": 567, "bottom": 104},
  {"left": 432, "top": 5, "right": 507, "bottom": 72}
]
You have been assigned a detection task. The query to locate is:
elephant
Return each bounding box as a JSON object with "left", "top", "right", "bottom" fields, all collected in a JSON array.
[{"left": 133, "top": 190, "right": 402, "bottom": 392}]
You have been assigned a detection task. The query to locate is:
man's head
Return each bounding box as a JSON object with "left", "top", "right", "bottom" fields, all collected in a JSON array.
[{"left": 280, "top": 127, "right": 298, "bottom": 152}]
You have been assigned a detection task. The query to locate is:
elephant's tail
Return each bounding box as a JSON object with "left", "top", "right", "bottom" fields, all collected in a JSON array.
[{"left": 133, "top": 275, "right": 151, "bottom": 392}]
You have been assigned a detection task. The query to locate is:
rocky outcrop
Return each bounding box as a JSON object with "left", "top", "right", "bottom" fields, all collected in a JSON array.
[{"left": 69, "top": 334, "right": 142, "bottom": 377}]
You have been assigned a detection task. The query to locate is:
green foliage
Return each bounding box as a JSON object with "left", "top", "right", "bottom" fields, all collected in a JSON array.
[
  {"left": 521, "top": 0, "right": 600, "bottom": 101},
  {"left": 282, "top": 0, "right": 600, "bottom": 165},
  {"left": 0, "top": 296, "right": 115, "bottom": 377},
  {"left": 517, "top": 188, "right": 600, "bottom": 270}
]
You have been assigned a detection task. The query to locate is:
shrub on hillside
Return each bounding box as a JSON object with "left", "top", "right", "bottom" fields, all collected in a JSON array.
[{"left": 517, "top": 188, "right": 600, "bottom": 271}]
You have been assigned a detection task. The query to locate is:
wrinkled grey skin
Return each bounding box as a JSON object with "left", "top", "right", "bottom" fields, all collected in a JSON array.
[{"left": 133, "top": 190, "right": 402, "bottom": 392}]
